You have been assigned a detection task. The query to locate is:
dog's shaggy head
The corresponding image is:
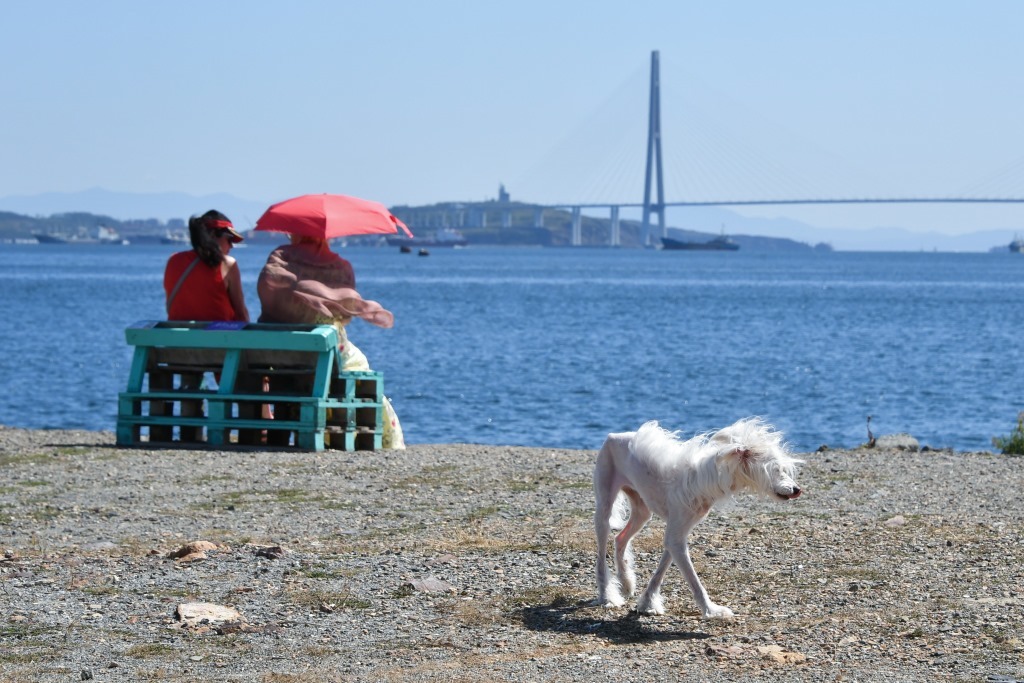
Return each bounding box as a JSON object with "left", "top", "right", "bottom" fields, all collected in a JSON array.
[{"left": 709, "top": 418, "right": 803, "bottom": 501}]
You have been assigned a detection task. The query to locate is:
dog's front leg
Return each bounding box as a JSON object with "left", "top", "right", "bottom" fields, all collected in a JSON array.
[
  {"left": 666, "top": 531, "right": 734, "bottom": 620},
  {"left": 658, "top": 510, "right": 735, "bottom": 619},
  {"left": 636, "top": 549, "right": 672, "bottom": 615}
]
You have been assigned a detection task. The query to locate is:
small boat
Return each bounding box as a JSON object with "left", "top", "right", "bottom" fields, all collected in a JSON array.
[
  {"left": 1009, "top": 235, "right": 1024, "bottom": 254},
  {"left": 418, "top": 248, "right": 430, "bottom": 256},
  {"left": 160, "top": 230, "right": 190, "bottom": 245},
  {"left": 661, "top": 235, "right": 739, "bottom": 251},
  {"left": 399, "top": 245, "right": 412, "bottom": 254}
]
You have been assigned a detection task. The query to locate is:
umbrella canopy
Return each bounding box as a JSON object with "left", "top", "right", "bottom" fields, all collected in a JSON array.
[{"left": 254, "top": 194, "right": 413, "bottom": 239}]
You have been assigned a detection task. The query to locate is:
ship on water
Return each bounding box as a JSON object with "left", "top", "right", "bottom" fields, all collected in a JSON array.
[
  {"left": 1009, "top": 235, "right": 1024, "bottom": 254},
  {"left": 33, "top": 225, "right": 129, "bottom": 245},
  {"left": 661, "top": 235, "right": 739, "bottom": 251},
  {"left": 160, "top": 229, "right": 189, "bottom": 245}
]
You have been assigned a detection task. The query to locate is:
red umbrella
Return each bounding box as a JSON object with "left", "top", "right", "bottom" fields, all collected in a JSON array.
[{"left": 253, "top": 193, "right": 413, "bottom": 239}]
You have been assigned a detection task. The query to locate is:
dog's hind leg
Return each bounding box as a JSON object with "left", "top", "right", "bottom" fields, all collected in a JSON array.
[
  {"left": 593, "top": 449, "right": 625, "bottom": 607},
  {"left": 614, "top": 488, "right": 650, "bottom": 598},
  {"left": 594, "top": 511, "right": 623, "bottom": 606}
]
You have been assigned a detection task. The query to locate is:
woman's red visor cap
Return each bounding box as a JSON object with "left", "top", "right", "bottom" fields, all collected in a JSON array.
[{"left": 208, "top": 219, "right": 244, "bottom": 243}]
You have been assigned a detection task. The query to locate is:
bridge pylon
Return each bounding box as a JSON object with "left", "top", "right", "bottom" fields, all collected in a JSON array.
[{"left": 641, "top": 50, "right": 666, "bottom": 247}]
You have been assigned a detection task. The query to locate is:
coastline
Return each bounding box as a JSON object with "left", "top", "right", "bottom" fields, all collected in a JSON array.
[{"left": 1, "top": 426, "right": 1021, "bottom": 682}]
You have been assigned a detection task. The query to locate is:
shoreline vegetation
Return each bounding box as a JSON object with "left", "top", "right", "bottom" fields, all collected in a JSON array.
[
  {"left": 1, "top": 426, "right": 1022, "bottom": 681},
  {"left": 0, "top": 205, "right": 828, "bottom": 251}
]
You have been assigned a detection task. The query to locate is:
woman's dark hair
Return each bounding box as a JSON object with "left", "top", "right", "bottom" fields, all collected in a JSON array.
[{"left": 188, "top": 210, "right": 231, "bottom": 267}]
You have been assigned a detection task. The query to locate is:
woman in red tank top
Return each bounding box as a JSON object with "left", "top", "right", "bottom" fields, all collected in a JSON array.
[{"left": 164, "top": 210, "right": 250, "bottom": 322}]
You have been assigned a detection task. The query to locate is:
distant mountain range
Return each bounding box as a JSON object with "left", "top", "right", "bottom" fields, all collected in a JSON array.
[
  {"left": 0, "top": 188, "right": 1019, "bottom": 252},
  {"left": 0, "top": 187, "right": 271, "bottom": 228}
]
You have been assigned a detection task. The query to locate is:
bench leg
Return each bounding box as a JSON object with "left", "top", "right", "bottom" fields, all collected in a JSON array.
[
  {"left": 148, "top": 371, "right": 174, "bottom": 442},
  {"left": 179, "top": 372, "right": 205, "bottom": 443}
]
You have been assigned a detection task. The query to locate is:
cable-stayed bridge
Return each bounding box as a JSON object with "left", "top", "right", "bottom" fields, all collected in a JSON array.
[{"left": 395, "top": 51, "right": 1019, "bottom": 248}]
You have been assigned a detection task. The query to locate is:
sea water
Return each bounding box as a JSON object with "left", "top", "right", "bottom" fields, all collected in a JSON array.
[{"left": 1, "top": 243, "right": 1021, "bottom": 453}]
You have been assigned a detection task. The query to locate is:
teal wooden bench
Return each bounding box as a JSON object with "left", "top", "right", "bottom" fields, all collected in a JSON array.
[{"left": 117, "top": 321, "right": 384, "bottom": 451}]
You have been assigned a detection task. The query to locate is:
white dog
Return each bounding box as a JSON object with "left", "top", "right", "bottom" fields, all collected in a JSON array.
[{"left": 593, "top": 418, "right": 802, "bottom": 619}]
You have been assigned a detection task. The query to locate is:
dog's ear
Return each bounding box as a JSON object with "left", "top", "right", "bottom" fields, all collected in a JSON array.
[{"left": 722, "top": 446, "right": 753, "bottom": 467}]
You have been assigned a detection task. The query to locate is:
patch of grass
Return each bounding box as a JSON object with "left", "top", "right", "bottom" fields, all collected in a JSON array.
[
  {"left": 391, "top": 463, "right": 466, "bottom": 490},
  {"left": 320, "top": 523, "right": 432, "bottom": 554},
  {"left": 53, "top": 446, "right": 92, "bottom": 456},
  {"left": 300, "top": 644, "right": 340, "bottom": 658},
  {"left": 391, "top": 583, "right": 416, "bottom": 599},
  {"left": 93, "top": 450, "right": 130, "bottom": 462},
  {"left": 992, "top": 411, "right": 1024, "bottom": 455},
  {"left": 508, "top": 585, "right": 590, "bottom": 610},
  {"left": 0, "top": 452, "right": 53, "bottom": 467},
  {"left": 465, "top": 505, "right": 501, "bottom": 521},
  {"left": 147, "top": 587, "right": 194, "bottom": 599},
  {"left": 263, "top": 673, "right": 350, "bottom": 683},
  {"left": 296, "top": 565, "right": 357, "bottom": 580},
  {"left": 189, "top": 490, "right": 247, "bottom": 512},
  {"left": 17, "top": 480, "right": 51, "bottom": 488},
  {"left": 260, "top": 488, "right": 312, "bottom": 503},
  {"left": 318, "top": 499, "right": 358, "bottom": 510},
  {"left": 126, "top": 643, "right": 177, "bottom": 658},
  {"left": 438, "top": 519, "right": 571, "bottom": 554},
  {"left": 431, "top": 597, "right": 503, "bottom": 627},
  {"left": 507, "top": 473, "right": 591, "bottom": 493},
  {"left": 192, "top": 472, "right": 239, "bottom": 484},
  {"left": 508, "top": 479, "right": 540, "bottom": 493},
  {"left": 826, "top": 566, "right": 891, "bottom": 583},
  {"left": 27, "top": 505, "right": 62, "bottom": 522},
  {"left": 0, "top": 624, "right": 57, "bottom": 640},
  {"left": 0, "top": 652, "right": 39, "bottom": 664},
  {"left": 187, "top": 487, "right": 344, "bottom": 511},
  {"left": 285, "top": 587, "right": 372, "bottom": 611},
  {"left": 542, "top": 518, "right": 595, "bottom": 553},
  {"left": 189, "top": 486, "right": 353, "bottom": 512}
]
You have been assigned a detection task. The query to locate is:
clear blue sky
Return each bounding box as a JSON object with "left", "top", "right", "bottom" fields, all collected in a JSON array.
[{"left": 2, "top": 1, "right": 1022, "bottom": 235}]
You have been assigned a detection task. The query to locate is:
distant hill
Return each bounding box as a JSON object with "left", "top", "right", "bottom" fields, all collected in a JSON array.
[
  {"left": 0, "top": 188, "right": 1019, "bottom": 251},
  {"left": 0, "top": 195, "right": 826, "bottom": 251},
  {"left": 0, "top": 188, "right": 270, "bottom": 227}
]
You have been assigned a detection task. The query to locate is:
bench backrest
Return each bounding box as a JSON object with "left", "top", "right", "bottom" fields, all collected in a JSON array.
[
  {"left": 126, "top": 320, "right": 339, "bottom": 352},
  {"left": 124, "top": 321, "right": 342, "bottom": 394}
]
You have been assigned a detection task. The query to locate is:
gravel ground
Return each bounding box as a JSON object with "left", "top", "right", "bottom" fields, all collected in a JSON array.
[{"left": 1, "top": 425, "right": 1022, "bottom": 682}]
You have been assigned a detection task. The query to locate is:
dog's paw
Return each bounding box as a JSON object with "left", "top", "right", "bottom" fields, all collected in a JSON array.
[
  {"left": 635, "top": 593, "right": 665, "bottom": 616},
  {"left": 702, "top": 604, "right": 735, "bottom": 620},
  {"left": 596, "top": 592, "right": 626, "bottom": 608}
]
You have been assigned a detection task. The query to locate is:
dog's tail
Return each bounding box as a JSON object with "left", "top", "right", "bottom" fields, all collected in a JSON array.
[
  {"left": 609, "top": 493, "right": 630, "bottom": 532},
  {"left": 595, "top": 437, "right": 631, "bottom": 533}
]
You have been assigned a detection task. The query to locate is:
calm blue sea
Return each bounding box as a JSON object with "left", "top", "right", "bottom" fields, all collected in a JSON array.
[{"left": 1, "top": 243, "right": 1021, "bottom": 453}]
